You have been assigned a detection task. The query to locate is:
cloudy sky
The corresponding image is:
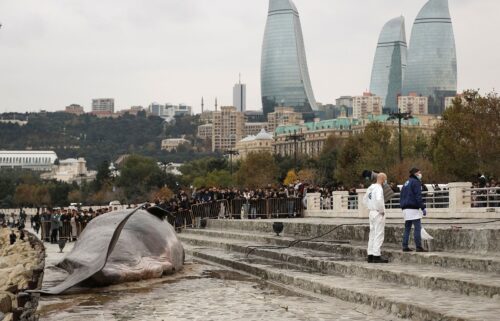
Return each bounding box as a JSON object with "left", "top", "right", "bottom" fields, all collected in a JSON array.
[{"left": 0, "top": 0, "right": 498, "bottom": 114}]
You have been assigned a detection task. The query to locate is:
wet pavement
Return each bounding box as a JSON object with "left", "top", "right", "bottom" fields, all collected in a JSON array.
[{"left": 37, "top": 240, "right": 400, "bottom": 321}]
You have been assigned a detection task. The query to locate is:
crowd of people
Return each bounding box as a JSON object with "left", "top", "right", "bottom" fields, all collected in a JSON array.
[
  {"left": 153, "top": 183, "right": 310, "bottom": 214},
  {"left": 0, "top": 206, "right": 122, "bottom": 244},
  {"left": 1, "top": 176, "right": 498, "bottom": 244},
  {"left": 472, "top": 176, "right": 500, "bottom": 207}
]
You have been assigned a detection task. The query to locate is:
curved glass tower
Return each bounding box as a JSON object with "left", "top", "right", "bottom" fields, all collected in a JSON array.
[
  {"left": 369, "top": 16, "right": 407, "bottom": 112},
  {"left": 403, "top": 0, "right": 457, "bottom": 114},
  {"left": 261, "top": 0, "right": 317, "bottom": 117}
]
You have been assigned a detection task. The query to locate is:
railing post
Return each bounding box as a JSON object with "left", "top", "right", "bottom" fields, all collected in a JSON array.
[
  {"left": 448, "top": 182, "right": 472, "bottom": 212},
  {"left": 306, "top": 193, "right": 321, "bottom": 211},
  {"left": 356, "top": 189, "right": 368, "bottom": 216},
  {"left": 332, "top": 191, "right": 348, "bottom": 213}
]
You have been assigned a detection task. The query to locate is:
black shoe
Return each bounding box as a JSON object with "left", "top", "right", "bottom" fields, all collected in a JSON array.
[
  {"left": 370, "top": 256, "right": 389, "bottom": 264},
  {"left": 367, "top": 255, "right": 374, "bottom": 263},
  {"left": 402, "top": 248, "right": 414, "bottom": 252},
  {"left": 416, "top": 247, "right": 428, "bottom": 252}
]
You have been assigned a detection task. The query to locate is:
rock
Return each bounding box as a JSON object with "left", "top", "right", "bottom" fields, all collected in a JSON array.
[{"left": 0, "top": 293, "right": 12, "bottom": 313}]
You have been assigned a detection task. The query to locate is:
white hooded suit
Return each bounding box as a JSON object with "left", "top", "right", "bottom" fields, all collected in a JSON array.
[{"left": 363, "top": 183, "right": 386, "bottom": 256}]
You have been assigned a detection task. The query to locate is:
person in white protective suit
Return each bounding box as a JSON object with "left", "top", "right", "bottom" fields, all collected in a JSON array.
[{"left": 363, "top": 173, "right": 389, "bottom": 264}]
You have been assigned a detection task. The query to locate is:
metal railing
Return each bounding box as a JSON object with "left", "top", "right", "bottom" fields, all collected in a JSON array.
[
  {"left": 320, "top": 196, "right": 333, "bottom": 210},
  {"left": 341, "top": 194, "right": 359, "bottom": 210},
  {"left": 386, "top": 191, "right": 450, "bottom": 209},
  {"left": 190, "top": 198, "right": 304, "bottom": 220},
  {"left": 464, "top": 187, "right": 500, "bottom": 208}
]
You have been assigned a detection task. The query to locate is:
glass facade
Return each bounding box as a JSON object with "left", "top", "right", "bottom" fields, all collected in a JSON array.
[
  {"left": 403, "top": 0, "right": 457, "bottom": 114},
  {"left": 369, "top": 16, "right": 407, "bottom": 112},
  {"left": 261, "top": 0, "right": 317, "bottom": 117}
]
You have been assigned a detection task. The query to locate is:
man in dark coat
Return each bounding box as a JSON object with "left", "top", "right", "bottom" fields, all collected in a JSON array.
[{"left": 50, "top": 211, "right": 60, "bottom": 244}]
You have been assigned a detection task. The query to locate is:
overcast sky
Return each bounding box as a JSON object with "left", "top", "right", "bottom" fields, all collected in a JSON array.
[{"left": 0, "top": 0, "right": 498, "bottom": 114}]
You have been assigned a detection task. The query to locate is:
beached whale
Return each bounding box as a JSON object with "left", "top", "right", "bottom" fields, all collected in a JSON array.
[{"left": 40, "top": 207, "right": 184, "bottom": 295}]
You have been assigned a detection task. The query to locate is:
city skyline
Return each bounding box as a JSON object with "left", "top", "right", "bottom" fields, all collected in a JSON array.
[{"left": 0, "top": 0, "right": 499, "bottom": 114}]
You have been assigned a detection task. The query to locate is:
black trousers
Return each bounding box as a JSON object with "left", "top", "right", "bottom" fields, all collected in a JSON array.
[{"left": 50, "top": 229, "right": 58, "bottom": 243}]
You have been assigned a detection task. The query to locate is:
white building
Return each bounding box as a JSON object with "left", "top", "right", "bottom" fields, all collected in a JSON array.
[
  {"left": 398, "top": 93, "right": 429, "bottom": 115},
  {"left": 352, "top": 93, "right": 382, "bottom": 119},
  {"left": 41, "top": 158, "right": 96, "bottom": 184},
  {"left": 235, "top": 129, "right": 274, "bottom": 159},
  {"left": 0, "top": 151, "right": 58, "bottom": 171},
  {"left": 148, "top": 103, "right": 164, "bottom": 116},
  {"left": 161, "top": 138, "right": 191, "bottom": 152},
  {"left": 92, "top": 98, "right": 115, "bottom": 114},
  {"left": 0, "top": 119, "right": 28, "bottom": 126},
  {"left": 233, "top": 82, "right": 247, "bottom": 112},
  {"left": 147, "top": 103, "right": 192, "bottom": 120},
  {"left": 445, "top": 95, "right": 467, "bottom": 110},
  {"left": 159, "top": 162, "right": 183, "bottom": 176}
]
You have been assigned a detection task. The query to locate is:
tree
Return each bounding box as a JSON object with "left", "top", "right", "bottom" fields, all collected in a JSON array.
[
  {"left": 430, "top": 90, "right": 500, "bottom": 180},
  {"left": 316, "top": 135, "right": 344, "bottom": 186},
  {"left": 283, "top": 170, "right": 298, "bottom": 185},
  {"left": 117, "top": 154, "right": 168, "bottom": 202},
  {"left": 236, "top": 152, "right": 279, "bottom": 188},
  {"left": 298, "top": 169, "right": 318, "bottom": 185},
  {"left": 95, "top": 160, "right": 111, "bottom": 191},
  {"left": 152, "top": 187, "right": 174, "bottom": 202}
]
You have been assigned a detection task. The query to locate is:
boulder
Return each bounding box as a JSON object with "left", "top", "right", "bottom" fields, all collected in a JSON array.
[{"left": 0, "top": 293, "right": 12, "bottom": 314}]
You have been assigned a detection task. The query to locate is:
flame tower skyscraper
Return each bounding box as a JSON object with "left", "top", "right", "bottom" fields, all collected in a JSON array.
[
  {"left": 261, "top": 0, "right": 317, "bottom": 118},
  {"left": 403, "top": 0, "right": 457, "bottom": 114}
]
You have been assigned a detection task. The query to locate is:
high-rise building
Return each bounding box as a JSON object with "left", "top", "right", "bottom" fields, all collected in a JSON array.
[
  {"left": 261, "top": 0, "right": 317, "bottom": 117},
  {"left": 370, "top": 16, "right": 407, "bottom": 111},
  {"left": 65, "top": 104, "right": 85, "bottom": 115},
  {"left": 335, "top": 96, "right": 354, "bottom": 117},
  {"left": 233, "top": 81, "right": 247, "bottom": 112},
  {"left": 398, "top": 93, "right": 428, "bottom": 115},
  {"left": 92, "top": 99, "right": 114, "bottom": 114},
  {"left": 212, "top": 106, "right": 245, "bottom": 152},
  {"left": 267, "top": 107, "right": 303, "bottom": 133},
  {"left": 148, "top": 103, "right": 164, "bottom": 116},
  {"left": 335, "top": 96, "right": 353, "bottom": 109},
  {"left": 403, "top": 0, "right": 457, "bottom": 114},
  {"left": 244, "top": 122, "right": 268, "bottom": 137},
  {"left": 352, "top": 93, "right": 382, "bottom": 119}
]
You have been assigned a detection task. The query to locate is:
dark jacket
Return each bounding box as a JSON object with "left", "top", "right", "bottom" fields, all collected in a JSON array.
[{"left": 400, "top": 175, "right": 426, "bottom": 210}]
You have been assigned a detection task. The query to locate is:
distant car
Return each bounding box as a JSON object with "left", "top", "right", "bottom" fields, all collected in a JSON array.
[{"left": 109, "top": 201, "right": 121, "bottom": 206}]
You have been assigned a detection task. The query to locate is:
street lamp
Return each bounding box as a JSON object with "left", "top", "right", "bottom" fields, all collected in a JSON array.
[
  {"left": 387, "top": 109, "right": 413, "bottom": 162},
  {"left": 285, "top": 129, "right": 305, "bottom": 169},
  {"left": 224, "top": 150, "right": 239, "bottom": 175}
]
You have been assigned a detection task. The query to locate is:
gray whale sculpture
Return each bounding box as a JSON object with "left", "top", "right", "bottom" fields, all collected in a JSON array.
[{"left": 40, "top": 207, "right": 184, "bottom": 295}]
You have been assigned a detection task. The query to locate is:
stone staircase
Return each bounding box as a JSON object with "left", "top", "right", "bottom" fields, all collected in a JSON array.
[{"left": 178, "top": 219, "right": 500, "bottom": 321}]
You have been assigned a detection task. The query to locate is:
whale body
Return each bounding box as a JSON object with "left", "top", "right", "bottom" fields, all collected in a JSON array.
[{"left": 41, "top": 207, "right": 184, "bottom": 295}]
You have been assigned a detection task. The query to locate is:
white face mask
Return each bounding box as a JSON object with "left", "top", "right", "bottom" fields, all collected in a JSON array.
[{"left": 416, "top": 173, "right": 423, "bottom": 180}]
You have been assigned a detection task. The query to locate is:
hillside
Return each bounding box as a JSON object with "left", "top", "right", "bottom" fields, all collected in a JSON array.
[{"left": 0, "top": 112, "right": 208, "bottom": 168}]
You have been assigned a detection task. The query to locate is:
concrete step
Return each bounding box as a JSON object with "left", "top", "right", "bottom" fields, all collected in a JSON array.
[
  {"left": 205, "top": 218, "right": 500, "bottom": 252},
  {"left": 181, "top": 228, "right": 500, "bottom": 274},
  {"left": 179, "top": 232, "right": 500, "bottom": 299},
  {"left": 185, "top": 244, "right": 500, "bottom": 321}
]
